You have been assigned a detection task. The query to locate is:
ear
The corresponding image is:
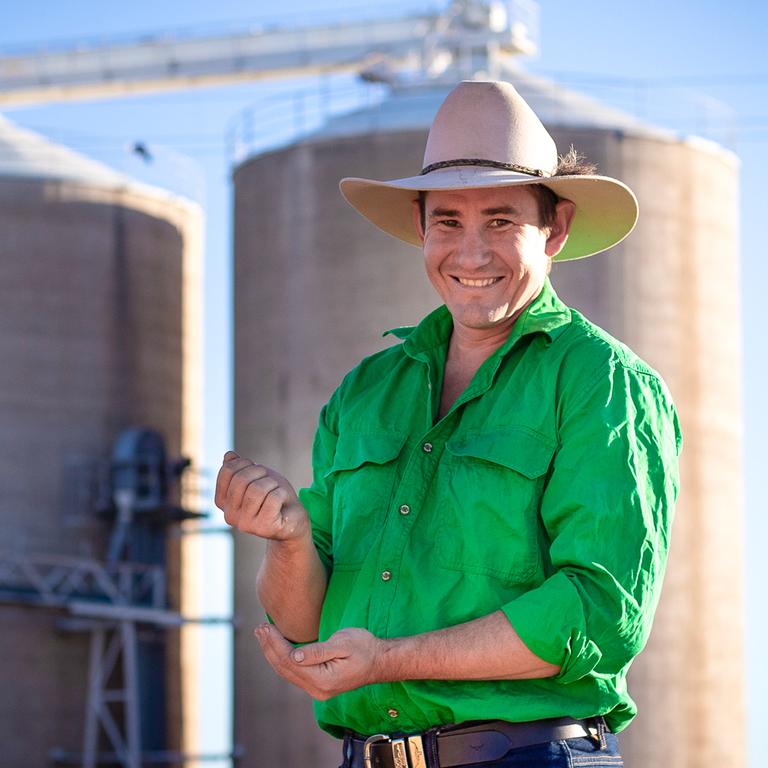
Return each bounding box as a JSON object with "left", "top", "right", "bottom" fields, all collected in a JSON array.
[
  {"left": 411, "top": 198, "right": 426, "bottom": 244},
  {"left": 544, "top": 199, "right": 576, "bottom": 258}
]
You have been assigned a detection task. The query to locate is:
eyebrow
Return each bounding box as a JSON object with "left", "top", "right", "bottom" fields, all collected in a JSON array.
[
  {"left": 481, "top": 206, "right": 523, "bottom": 216},
  {"left": 427, "top": 205, "right": 523, "bottom": 218},
  {"left": 428, "top": 207, "right": 461, "bottom": 218}
]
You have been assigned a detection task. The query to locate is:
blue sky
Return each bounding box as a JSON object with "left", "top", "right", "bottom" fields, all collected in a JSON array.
[{"left": 2, "top": 1, "right": 765, "bottom": 765}]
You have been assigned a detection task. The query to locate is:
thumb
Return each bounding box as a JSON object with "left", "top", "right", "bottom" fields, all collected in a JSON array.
[
  {"left": 223, "top": 450, "right": 241, "bottom": 461},
  {"left": 292, "top": 638, "right": 344, "bottom": 666}
]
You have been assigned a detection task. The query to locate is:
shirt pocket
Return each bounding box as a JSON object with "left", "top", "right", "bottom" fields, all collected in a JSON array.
[
  {"left": 323, "top": 431, "right": 407, "bottom": 569},
  {"left": 436, "top": 426, "right": 555, "bottom": 584}
]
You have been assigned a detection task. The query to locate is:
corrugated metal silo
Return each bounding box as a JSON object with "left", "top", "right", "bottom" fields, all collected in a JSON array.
[
  {"left": 232, "top": 72, "right": 743, "bottom": 768},
  {"left": 0, "top": 114, "right": 203, "bottom": 766}
]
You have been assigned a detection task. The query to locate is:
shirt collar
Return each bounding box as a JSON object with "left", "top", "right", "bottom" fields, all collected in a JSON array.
[{"left": 383, "top": 278, "right": 572, "bottom": 360}]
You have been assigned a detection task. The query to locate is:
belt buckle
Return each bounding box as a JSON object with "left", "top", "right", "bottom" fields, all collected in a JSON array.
[
  {"left": 363, "top": 733, "right": 426, "bottom": 768},
  {"left": 363, "top": 734, "right": 391, "bottom": 768}
]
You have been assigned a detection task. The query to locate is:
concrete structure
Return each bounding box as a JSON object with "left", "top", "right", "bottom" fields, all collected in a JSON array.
[
  {"left": 233, "top": 72, "right": 743, "bottom": 768},
  {"left": 0, "top": 113, "right": 203, "bottom": 766}
]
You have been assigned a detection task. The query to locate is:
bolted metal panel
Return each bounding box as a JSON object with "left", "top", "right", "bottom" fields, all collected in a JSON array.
[{"left": 233, "top": 85, "right": 743, "bottom": 768}]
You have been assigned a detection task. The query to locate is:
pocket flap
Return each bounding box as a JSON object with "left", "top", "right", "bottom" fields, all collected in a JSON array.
[
  {"left": 323, "top": 432, "right": 407, "bottom": 476},
  {"left": 446, "top": 427, "right": 555, "bottom": 479}
]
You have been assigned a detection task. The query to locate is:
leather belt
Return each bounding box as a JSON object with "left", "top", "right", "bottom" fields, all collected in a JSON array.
[{"left": 343, "top": 717, "right": 608, "bottom": 768}]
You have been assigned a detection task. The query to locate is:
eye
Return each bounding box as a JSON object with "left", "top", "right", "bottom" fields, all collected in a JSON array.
[
  {"left": 434, "top": 218, "right": 460, "bottom": 228},
  {"left": 488, "top": 217, "right": 516, "bottom": 228}
]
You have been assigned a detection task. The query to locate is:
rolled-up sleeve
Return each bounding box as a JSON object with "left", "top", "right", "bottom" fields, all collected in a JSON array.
[
  {"left": 501, "top": 357, "right": 682, "bottom": 684},
  {"left": 297, "top": 397, "right": 340, "bottom": 573}
]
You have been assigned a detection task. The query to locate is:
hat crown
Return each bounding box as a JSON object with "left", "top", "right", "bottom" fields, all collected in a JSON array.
[{"left": 422, "top": 81, "right": 558, "bottom": 177}]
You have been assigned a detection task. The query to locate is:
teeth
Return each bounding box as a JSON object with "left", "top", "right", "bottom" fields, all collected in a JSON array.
[{"left": 456, "top": 277, "right": 500, "bottom": 287}]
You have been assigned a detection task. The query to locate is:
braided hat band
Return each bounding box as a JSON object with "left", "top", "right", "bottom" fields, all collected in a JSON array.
[{"left": 420, "top": 159, "right": 546, "bottom": 178}]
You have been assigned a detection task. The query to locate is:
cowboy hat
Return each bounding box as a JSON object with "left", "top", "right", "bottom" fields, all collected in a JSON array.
[{"left": 339, "top": 80, "right": 638, "bottom": 261}]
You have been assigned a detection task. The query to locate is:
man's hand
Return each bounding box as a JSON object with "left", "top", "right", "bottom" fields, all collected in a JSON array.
[
  {"left": 254, "top": 623, "right": 385, "bottom": 701},
  {"left": 215, "top": 451, "right": 308, "bottom": 542}
]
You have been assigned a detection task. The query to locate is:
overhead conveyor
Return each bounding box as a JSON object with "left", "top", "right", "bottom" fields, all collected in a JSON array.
[{"left": 0, "top": 1, "right": 538, "bottom": 107}]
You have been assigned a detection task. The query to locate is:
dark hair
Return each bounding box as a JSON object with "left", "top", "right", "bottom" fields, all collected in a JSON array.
[
  {"left": 418, "top": 147, "right": 596, "bottom": 231},
  {"left": 535, "top": 147, "right": 596, "bottom": 228}
]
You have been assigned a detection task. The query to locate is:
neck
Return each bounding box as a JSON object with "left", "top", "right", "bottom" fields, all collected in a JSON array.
[{"left": 449, "top": 307, "right": 525, "bottom": 363}]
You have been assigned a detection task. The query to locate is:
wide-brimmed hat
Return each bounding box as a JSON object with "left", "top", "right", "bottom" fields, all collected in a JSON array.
[{"left": 339, "top": 80, "right": 638, "bottom": 261}]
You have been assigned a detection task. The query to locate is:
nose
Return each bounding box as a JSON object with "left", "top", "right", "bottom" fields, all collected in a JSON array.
[{"left": 455, "top": 225, "right": 493, "bottom": 270}]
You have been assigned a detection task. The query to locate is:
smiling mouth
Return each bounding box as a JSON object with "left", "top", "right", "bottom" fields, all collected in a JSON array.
[{"left": 452, "top": 276, "right": 503, "bottom": 287}]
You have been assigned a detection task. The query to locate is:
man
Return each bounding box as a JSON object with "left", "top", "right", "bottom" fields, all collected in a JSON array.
[{"left": 216, "top": 81, "right": 681, "bottom": 768}]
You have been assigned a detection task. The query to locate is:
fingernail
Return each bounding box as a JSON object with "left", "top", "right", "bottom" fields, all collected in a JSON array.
[
  {"left": 292, "top": 650, "right": 305, "bottom": 663},
  {"left": 224, "top": 450, "right": 240, "bottom": 460}
]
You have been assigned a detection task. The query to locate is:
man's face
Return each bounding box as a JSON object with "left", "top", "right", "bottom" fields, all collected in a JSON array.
[{"left": 414, "top": 186, "right": 573, "bottom": 335}]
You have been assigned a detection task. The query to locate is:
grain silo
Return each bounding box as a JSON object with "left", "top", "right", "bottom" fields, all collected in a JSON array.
[
  {"left": 232, "top": 68, "right": 743, "bottom": 768},
  {"left": 0, "top": 114, "right": 203, "bottom": 766}
]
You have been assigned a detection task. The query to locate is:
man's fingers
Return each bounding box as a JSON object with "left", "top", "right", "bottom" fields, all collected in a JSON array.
[
  {"left": 254, "top": 624, "right": 336, "bottom": 700},
  {"left": 228, "top": 466, "right": 273, "bottom": 516},
  {"left": 218, "top": 461, "right": 270, "bottom": 525},
  {"left": 255, "top": 623, "right": 294, "bottom": 653},
  {"left": 255, "top": 624, "right": 299, "bottom": 678},
  {"left": 241, "top": 476, "right": 281, "bottom": 524},
  {"left": 291, "top": 638, "right": 344, "bottom": 666},
  {"left": 214, "top": 454, "right": 254, "bottom": 509},
  {"left": 217, "top": 461, "right": 305, "bottom": 540}
]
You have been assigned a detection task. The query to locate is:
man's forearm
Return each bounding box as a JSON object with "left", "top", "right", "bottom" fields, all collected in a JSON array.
[
  {"left": 254, "top": 609, "right": 562, "bottom": 702},
  {"left": 256, "top": 532, "right": 327, "bottom": 643},
  {"left": 375, "top": 610, "right": 561, "bottom": 682},
  {"left": 216, "top": 451, "right": 328, "bottom": 641}
]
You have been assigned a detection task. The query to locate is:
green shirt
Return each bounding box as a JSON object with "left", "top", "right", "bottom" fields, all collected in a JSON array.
[{"left": 298, "top": 278, "right": 682, "bottom": 738}]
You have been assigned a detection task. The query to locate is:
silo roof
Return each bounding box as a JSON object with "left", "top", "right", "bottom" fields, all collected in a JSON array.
[
  {"left": 305, "top": 68, "right": 675, "bottom": 144},
  {"left": 0, "top": 113, "right": 134, "bottom": 186},
  {"left": 510, "top": 68, "right": 670, "bottom": 136},
  {"left": 0, "top": 112, "right": 203, "bottom": 214}
]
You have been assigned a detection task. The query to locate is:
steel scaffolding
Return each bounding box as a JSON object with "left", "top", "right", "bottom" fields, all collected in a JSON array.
[{"left": 0, "top": 428, "right": 234, "bottom": 767}]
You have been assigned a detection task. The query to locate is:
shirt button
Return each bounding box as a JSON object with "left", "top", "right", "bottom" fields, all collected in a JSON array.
[
  {"left": 381, "top": 570, "right": 392, "bottom": 581},
  {"left": 388, "top": 708, "right": 399, "bottom": 718},
  {"left": 422, "top": 442, "right": 433, "bottom": 453},
  {"left": 399, "top": 504, "right": 410, "bottom": 515}
]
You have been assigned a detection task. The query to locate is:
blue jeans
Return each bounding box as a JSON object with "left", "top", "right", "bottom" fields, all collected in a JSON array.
[{"left": 455, "top": 733, "right": 624, "bottom": 767}]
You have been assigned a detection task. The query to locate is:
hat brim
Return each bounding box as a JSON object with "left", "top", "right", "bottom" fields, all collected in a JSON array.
[{"left": 339, "top": 167, "right": 638, "bottom": 261}]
